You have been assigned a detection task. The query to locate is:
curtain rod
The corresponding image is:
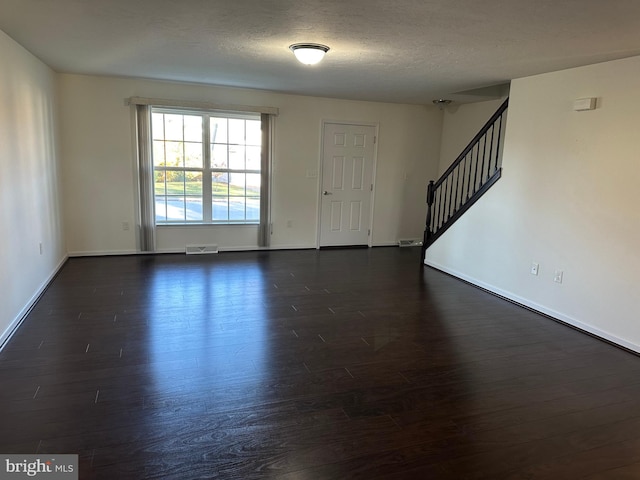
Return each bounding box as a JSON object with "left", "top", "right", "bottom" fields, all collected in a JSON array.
[{"left": 125, "top": 97, "right": 279, "bottom": 116}]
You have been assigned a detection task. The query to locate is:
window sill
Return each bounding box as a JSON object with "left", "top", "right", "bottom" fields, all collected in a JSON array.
[{"left": 156, "top": 223, "right": 259, "bottom": 227}]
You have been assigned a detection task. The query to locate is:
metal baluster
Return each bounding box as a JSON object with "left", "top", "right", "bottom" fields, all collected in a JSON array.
[
  {"left": 453, "top": 159, "right": 464, "bottom": 213},
  {"left": 478, "top": 134, "right": 487, "bottom": 188},
  {"left": 494, "top": 114, "right": 503, "bottom": 172},
  {"left": 486, "top": 124, "right": 495, "bottom": 180},
  {"left": 433, "top": 183, "right": 442, "bottom": 232},
  {"left": 439, "top": 179, "right": 446, "bottom": 227},
  {"left": 465, "top": 149, "right": 472, "bottom": 201},
  {"left": 447, "top": 168, "right": 454, "bottom": 220},
  {"left": 471, "top": 142, "right": 479, "bottom": 196}
]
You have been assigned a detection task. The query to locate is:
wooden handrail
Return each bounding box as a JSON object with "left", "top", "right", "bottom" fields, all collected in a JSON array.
[
  {"left": 421, "top": 98, "right": 509, "bottom": 262},
  {"left": 433, "top": 98, "right": 509, "bottom": 190}
]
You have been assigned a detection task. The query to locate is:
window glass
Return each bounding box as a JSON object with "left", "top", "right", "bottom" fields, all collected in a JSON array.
[
  {"left": 229, "top": 197, "right": 246, "bottom": 221},
  {"left": 210, "top": 117, "right": 227, "bottom": 143},
  {"left": 152, "top": 113, "right": 165, "bottom": 140},
  {"left": 212, "top": 197, "right": 229, "bottom": 221},
  {"left": 164, "top": 114, "right": 183, "bottom": 141},
  {"left": 211, "top": 144, "right": 228, "bottom": 169},
  {"left": 164, "top": 141, "right": 184, "bottom": 167},
  {"left": 246, "top": 197, "right": 260, "bottom": 221},
  {"left": 212, "top": 172, "right": 229, "bottom": 195},
  {"left": 228, "top": 118, "right": 245, "bottom": 144},
  {"left": 184, "top": 142, "right": 202, "bottom": 169},
  {"left": 246, "top": 146, "right": 260, "bottom": 171},
  {"left": 246, "top": 173, "right": 260, "bottom": 196},
  {"left": 229, "top": 145, "right": 245, "bottom": 170},
  {"left": 183, "top": 115, "right": 202, "bottom": 142},
  {"left": 246, "top": 121, "right": 261, "bottom": 146},
  {"left": 152, "top": 109, "right": 261, "bottom": 224}
]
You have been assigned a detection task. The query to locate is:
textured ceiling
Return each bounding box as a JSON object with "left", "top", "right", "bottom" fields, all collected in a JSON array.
[{"left": 1, "top": 0, "right": 640, "bottom": 104}]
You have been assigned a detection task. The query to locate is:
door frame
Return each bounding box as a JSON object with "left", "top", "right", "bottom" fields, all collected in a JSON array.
[{"left": 316, "top": 120, "right": 380, "bottom": 249}]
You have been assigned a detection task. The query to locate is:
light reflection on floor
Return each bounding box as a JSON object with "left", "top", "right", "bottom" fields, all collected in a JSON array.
[{"left": 146, "top": 259, "right": 268, "bottom": 408}]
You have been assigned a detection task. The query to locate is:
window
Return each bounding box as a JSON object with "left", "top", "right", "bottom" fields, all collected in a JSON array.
[{"left": 152, "top": 109, "right": 262, "bottom": 224}]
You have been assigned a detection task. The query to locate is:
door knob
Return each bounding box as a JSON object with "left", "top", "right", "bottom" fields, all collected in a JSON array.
[{"left": 323, "top": 191, "right": 332, "bottom": 195}]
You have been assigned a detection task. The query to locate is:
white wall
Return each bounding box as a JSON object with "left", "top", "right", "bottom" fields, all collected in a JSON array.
[
  {"left": 426, "top": 55, "right": 640, "bottom": 352},
  {"left": 57, "top": 75, "right": 442, "bottom": 254},
  {"left": 0, "top": 30, "right": 65, "bottom": 346}
]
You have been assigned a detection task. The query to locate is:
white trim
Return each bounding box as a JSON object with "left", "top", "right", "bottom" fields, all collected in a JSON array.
[
  {"left": 316, "top": 120, "right": 380, "bottom": 249},
  {"left": 216, "top": 244, "right": 315, "bottom": 252},
  {"left": 153, "top": 106, "right": 260, "bottom": 121},
  {"left": 126, "top": 96, "right": 278, "bottom": 116},
  {"left": 155, "top": 223, "right": 261, "bottom": 228},
  {"left": 69, "top": 245, "right": 318, "bottom": 256},
  {"left": 155, "top": 246, "right": 261, "bottom": 253},
  {"left": 425, "top": 259, "right": 640, "bottom": 354},
  {"left": 67, "top": 249, "right": 140, "bottom": 257},
  {"left": 369, "top": 124, "right": 380, "bottom": 248},
  {"left": 0, "top": 255, "right": 68, "bottom": 352},
  {"left": 150, "top": 110, "right": 267, "bottom": 228},
  {"left": 260, "top": 244, "right": 316, "bottom": 251}
]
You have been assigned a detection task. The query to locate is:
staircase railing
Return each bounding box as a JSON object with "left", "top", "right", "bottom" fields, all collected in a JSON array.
[{"left": 421, "top": 98, "right": 509, "bottom": 260}]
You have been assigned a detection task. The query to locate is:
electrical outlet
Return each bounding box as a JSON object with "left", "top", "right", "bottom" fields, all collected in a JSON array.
[
  {"left": 530, "top": 262, "right": 539, "bottom": 276},
  {"left": 286, "top": 220, "right": 293, "bottom": 228},
  {"left": 554, "top": 270, "right": 564, "bottom": 284},
  {"left": 122, "top": 222, "right": 130, "bottom": 231},
  {"left": 39, "top": 242, "right": 43, "bottom": 255}
]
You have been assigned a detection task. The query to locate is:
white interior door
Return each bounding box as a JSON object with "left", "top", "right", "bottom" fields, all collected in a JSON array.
[{"left": 319, "top": 123, "right": 376, "bottom": 247}]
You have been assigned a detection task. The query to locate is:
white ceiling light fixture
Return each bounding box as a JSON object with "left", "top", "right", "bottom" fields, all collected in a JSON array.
[{"left": 289, "top": 43, "right": 330, "bottom": 65}]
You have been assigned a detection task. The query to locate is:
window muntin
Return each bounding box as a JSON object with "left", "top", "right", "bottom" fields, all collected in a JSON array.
[{"left": 152, "top": 109, "right": 261, "bottom": 224}]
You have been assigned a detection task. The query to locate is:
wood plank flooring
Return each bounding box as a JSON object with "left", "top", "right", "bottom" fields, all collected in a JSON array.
[{"left": 1, "top": 247, "right": 640, "bottom": 479}]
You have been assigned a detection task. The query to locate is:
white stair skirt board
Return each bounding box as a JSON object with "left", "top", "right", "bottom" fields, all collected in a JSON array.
[
  {"left": 185, "top": 244, "right": 219, "bottom": 255},
  {"left": 398, "top": 239, "right": 423, "bottom": 247}
]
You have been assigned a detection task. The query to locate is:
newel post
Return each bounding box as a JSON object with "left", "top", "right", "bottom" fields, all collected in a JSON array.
[
  {"left": 425, "top": 180, "right": 435, "bottom": 235},
  {"left": 421, "top": 180, "right": 435, "bottom": 265}
]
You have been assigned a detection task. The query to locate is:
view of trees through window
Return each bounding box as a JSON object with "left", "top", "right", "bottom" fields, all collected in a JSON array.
[{"left": 152, "top": 110, "right": 261, "bottom": 223}]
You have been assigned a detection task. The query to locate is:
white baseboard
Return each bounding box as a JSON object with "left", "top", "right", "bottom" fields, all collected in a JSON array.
[
  {"left": 70, "top": 244, "right": 397, "bottom": 257},
  {"left": 0, "top": 255, "right": 68, "bottom": 351},
  {"left": 220, "top": 245, "right": 313, "bottom": 252},
  {"left": 372, "top": 242, "right": 402, "bottom": 247},
  {"left": 67, "top": 249, "right": 139, "bottom": 257},
  {"left": 425, "top": 259, "right": 640, "bottom": 354},
  {"left": 261, "top": 244, "right": 316, "bottom": 251},
  {"left": 69, "top": 245, "right": 322, "bottom": 256},
  {"left": 156, "top": 245, "right": 317, "bottom": 254}
]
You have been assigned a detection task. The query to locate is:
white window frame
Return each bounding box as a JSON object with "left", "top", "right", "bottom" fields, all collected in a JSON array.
[
  {"left": 132, "top": 98, "right": 275, "bottom": 252},
  {"left": 152, "top": 107, "right": 262, "bottom": 225}
]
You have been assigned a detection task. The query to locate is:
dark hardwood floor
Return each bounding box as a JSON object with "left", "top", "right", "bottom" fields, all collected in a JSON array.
[{"left": 2, "top": 247, "right": 640, "bottom": 479}]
